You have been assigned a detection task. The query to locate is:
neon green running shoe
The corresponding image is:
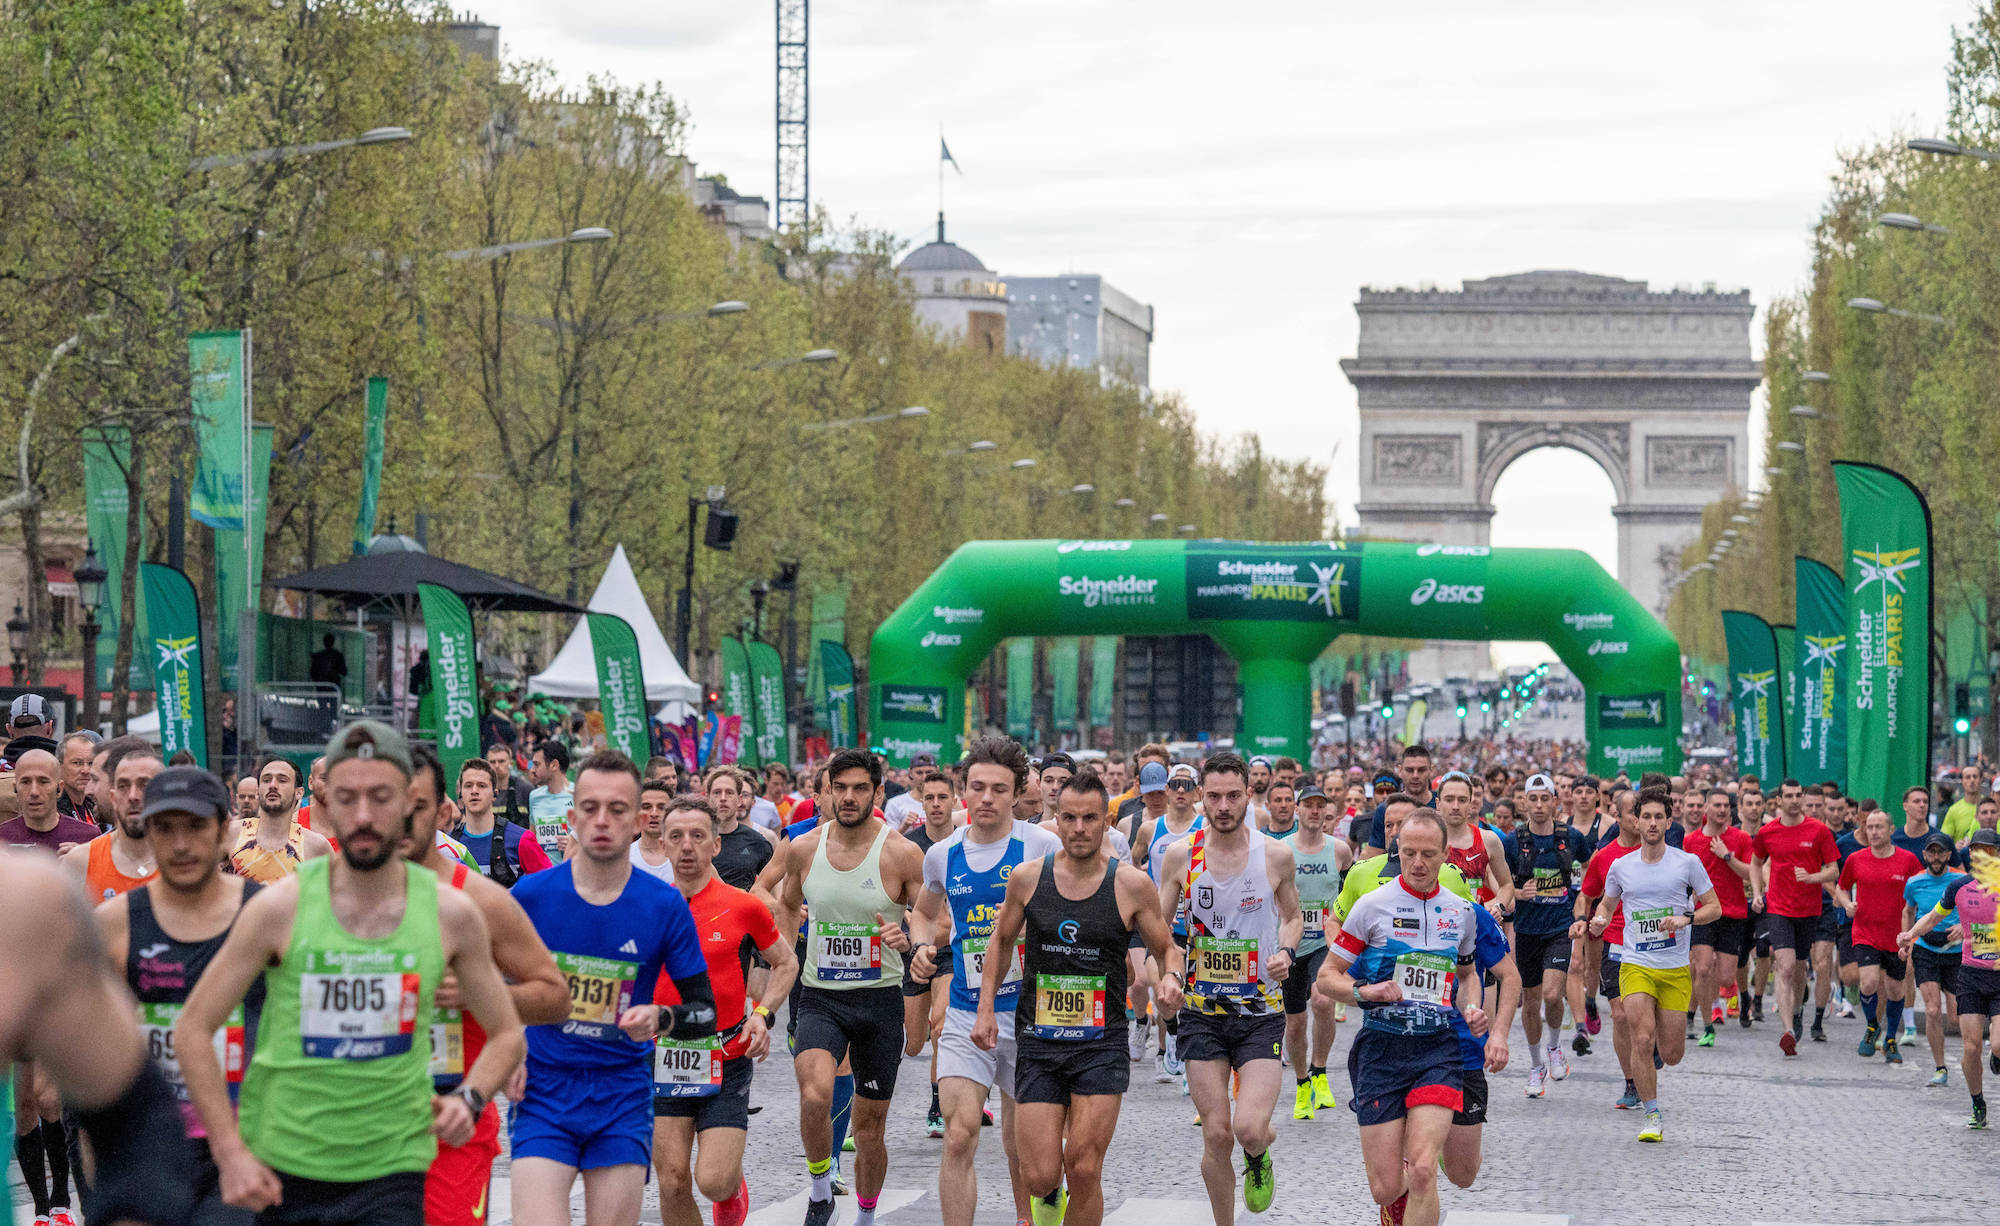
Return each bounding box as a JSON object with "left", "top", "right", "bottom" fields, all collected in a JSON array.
[
  {"left": 1242, "top": 1149, "right": 1275, "bottom": 1213},
  {"left": 1311, "top": 1070, "right": 1336, "bottom": 1110},
  {"left": 1029, "top": 1185, "right": 1068, "bottom": 1226},
  {"left": 1638, "top": 1110, "right": 1664, "bottom": 1143},
  {"left": 1292, "top": 1081, "right": 1315, "bottom": 1120}
]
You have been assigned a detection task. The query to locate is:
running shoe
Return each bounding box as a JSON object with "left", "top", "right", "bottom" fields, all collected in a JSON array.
[
  {"left": 1162, "top": 1034, "right": 1184, "bottom": 1077},
  {"left": 982, "top": 1108, "right": 995, "bottom": 1126},
  {"left": 1779, "top": 1031, "right": 1798, "bottom": 1057},
  {"left": 804, "top": 1196, "right": 836, "bottom": 1226},
  {"left": 1154, "top": 1051, "right": 1175, "bottom": 1084},
  {"left": 1335, "top": 1002, "right": 1348, "bottom": 1023},
  {"left": 1738, "top": 1003, "right": 1753, "bottom": 1030},
  {"left": 1883, "top": 1037, "right": 1902, "bottom": 1065},
  {"left": 1928, "top": 1067, "right": 1950, "bottom": 1088},
  {"left": 1809, "top": 1019, "right": 1827, "bottom": 1043},
  {"left": 1902, "top": 1017, "right": 1918, "bottom": 1042},
  {"left": 1242, "top": 1150, "right": 1275, "bottom": 1214},
  {"left": 1698, "top": 1028, "right": 1715, "bottom": 1048},
  {"left": 1030, "top": 1186, "right": 1068, "bottom": 1226},
  {"left": 1727, "top": 993, "right": 1740, "bottom": 1017},
  {"left": 1751, "top": 997, "right": 1766, "bottom": 1023},
  {"left": 1584, "top": 998, "right": 1602, "bottom": 1035},
  {"left": 1989, "top": 1049, "right": 2000, "bottom": 1076},
  {"left": 1637, "top": 1110, "right": 1664, "bottom": 1143},
  {"left": 1548, "top": 1046, "right": 1571, "bottom": 1081},
  {"left": 1614, "top": 1086, "right": 1641, "bottom": 1110},
  {"left": 1857, "top": 1027, "right": 1878, "bottom": 1058},
  {"left": 1837, "top": 998, "right": 1855, "bottom": 1019},
  {"left": 1311, "top": 1070, "right": 1336, "bottom": 1109},
  {"left": 1129, "top": 1021, "right": 1148, "bottom": 1062},
  {"left": 1685, "top": 1017, "right": 1697, "bottom": 1041},
  {"left": 1710, "top": 1003, "right": 1726, "bottom": 1024},
  {"left": 1525, "top": 1066, "right": 1547, "bottom": 1098},
  {"left": 48, "top": 1213, "right": 73, "bottom": 1226},
  {"left": 1572, "top": 1031, "right": 1591, "bottom": 1058},
  {"left": 1652, "top": 1046, "right": 1664, "bottom": 1071},
  {"left": 926, "top": 1107, "right": 944, "bottom": 1138},
  {"left": 843, "top": 1135, "right": 856, "bottom": 1152},
  {"left": 832, "top": 1174, "right": 851, "bottom": 1197},
  {"left": 1293, "top": 1081, "right": 1316, "bottom": 1121},
  {"left": 1792, "top": 1008, "right": 1805, "bottom": 1038},
  {"left": 1380, "top": 1192, "right": 1409, "bottom": 1225},
  {"left": 713, "top": 1178, "right": 750, "bottom": 1226},
  {"left": 1971, "top": 1101, "right": 1990, "bottom": 1130}
]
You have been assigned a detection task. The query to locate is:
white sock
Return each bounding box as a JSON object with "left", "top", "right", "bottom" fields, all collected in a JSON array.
[
  {"left": 853, "top": 1209, "right": 876, "bottom": 1226},
  {"left": 810, "top": 1168, "right": 833, "bottom": 1200},
  {"left": 1530, "top": 1044, "right": 1548, "bottom": 1069}
]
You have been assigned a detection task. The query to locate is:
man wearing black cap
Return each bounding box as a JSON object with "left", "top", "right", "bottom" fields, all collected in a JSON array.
[{"left": 0, "top": 694, "right": 61, "bottom": 823}]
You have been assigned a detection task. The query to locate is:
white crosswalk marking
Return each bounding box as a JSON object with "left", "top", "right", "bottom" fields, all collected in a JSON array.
[
  {"left": 744, "top": 1187, "right": 927, "bottom": 1225},
  {"left": 1444, "top": 1214, "right": 1572, "bottom": 1226}
]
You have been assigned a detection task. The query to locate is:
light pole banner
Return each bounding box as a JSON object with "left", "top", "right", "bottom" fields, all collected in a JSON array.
[
  {"left": 353, "top": 377, "right": 389, "bottom": 556},
  {"left": 719, "top": 636, "right": 756, "bottom": 766},
  {"left": 587, "top": 612, "right": 649, "bottom": 764},
  {"left": 748, "top": 640, "right": 789, "bottom": 767},
  {"left": 1834, "top": 462, "right": 1932, "bottom": 807},
  {"left": 819, "top": 640, "right": 859, "bottom": 749},
  {"left": 416, "top": 583, "right": 479, "bottom": 786},
  {"left": 188, "top": 331, "right": 249, "bottom": 530},
  {"left": 1794, "top": 557, "right": 1849, "bottom": 787},
  {"left": 141, "top": 562, "right": 206, "bottom": 767},
  {"left": 1773, "top": 623, "right": 1796, "bottom": 783},
  {"left": 1721, "top": 609, "right": 1783, "bottom": 786}
]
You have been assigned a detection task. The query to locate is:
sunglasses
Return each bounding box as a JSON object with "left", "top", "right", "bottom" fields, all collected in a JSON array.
[{"left": 1166, "top": 779, "right": 1198, "bottom": 792}]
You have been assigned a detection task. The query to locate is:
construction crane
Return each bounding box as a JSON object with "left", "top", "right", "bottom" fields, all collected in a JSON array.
[{"left": 775, "top": 0, "right": 808, "bottom": 231}]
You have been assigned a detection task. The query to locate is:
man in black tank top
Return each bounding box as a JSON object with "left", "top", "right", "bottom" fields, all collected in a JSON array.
[
  {"left": 973, "top": 770, "right": 1175, "bottom": 1226},
  {"left": 92, "top": 765, "right": 264, "bottom": 1226},
  {"left": 703, "top": 766, "right": 777, "bottom": 890}
]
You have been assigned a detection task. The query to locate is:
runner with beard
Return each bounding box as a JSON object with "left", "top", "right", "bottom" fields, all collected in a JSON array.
[
  {"left": 767, "top": 749, "right": 925, "bottom": 1226},
  {"left": 226, "top": 757, "right": 331, "bottom": 885},
  {"left": 1154, "top": 753, "right": 1303, "bottom": 1221},
  {"left": 174, "top": 722, "right": 527, "bottom": 1226},
  {"left": 403, "top": 748, "right": 569, "bottom": 1226},
  {"left": 973, "top": 769, "right": 1175, "bottom": 1226},
  {"left": 95, "top": 767, "right": 265, "bottom": 1226},
  {"left": 1509, "top": 774, "right": 1586, "bottom": 1095}
]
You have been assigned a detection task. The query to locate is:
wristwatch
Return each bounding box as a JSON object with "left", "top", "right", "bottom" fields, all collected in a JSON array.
[
  {"left": 454, "top": 1084, "right": 488, "bottom": 1116},
  {"left": 1280, "top": 944, "right": 1298, "bottom": 963}
]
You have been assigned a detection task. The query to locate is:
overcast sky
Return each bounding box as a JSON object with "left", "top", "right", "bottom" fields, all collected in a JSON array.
[{"left": 474, "top": 0, "right": 1967, "bottom": 579}]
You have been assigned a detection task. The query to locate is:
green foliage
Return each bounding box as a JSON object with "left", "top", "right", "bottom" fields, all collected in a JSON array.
[{"left": 0, "top": 0, "right": 1326, "bottom": 692}]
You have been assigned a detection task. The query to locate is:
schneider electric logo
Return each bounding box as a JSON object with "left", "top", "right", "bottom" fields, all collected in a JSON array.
[
  {"left": 1416, "top": 544, "right": 1490, "bottom": 558},
  {"left": 1056, "top": 540, "right": 1132, "bottom": 555},
  {"left": 1586, "top": 639, "right": 1629, "bottom": 656},
  {"left": 1059, "top": 573, "right": 1159, "bottom": 609},
  {"left": 931, "top": 606, "right": 984, "bottom": 625},
  {"left": 884, "top": 737, "right": 944, "bottom": 760},
  {"left": 1603, "top": 744, "right": 1666, "bottom": 767},
  {"left": 1409, "top": 577, "right": 1484, "bottom": 606},
  {"left": 920, "top": 630, "right": 963, "bottom": 649},
  {"left": 1563, "top": 611, "right": 1614, "bottom": 631},
  {"left": 1253, "top": 734, "right": 1288, "bottom": 748}
]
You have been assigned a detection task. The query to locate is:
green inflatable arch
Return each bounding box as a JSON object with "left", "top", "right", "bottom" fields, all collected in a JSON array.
[{"left": 868, "top": 539, "right": 1682, "bottom": 777}]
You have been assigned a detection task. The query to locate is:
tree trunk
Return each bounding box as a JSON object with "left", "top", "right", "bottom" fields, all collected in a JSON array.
[
  {"left": 109, "top": 448, "right": 144, "bottom": 735},
  {"left": 18, "top": 499, "right": 46, "bottom": 684}
]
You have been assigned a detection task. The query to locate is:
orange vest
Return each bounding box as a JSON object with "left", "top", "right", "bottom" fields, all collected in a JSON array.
[{"left": 85, "top": 833, "right": 156, "bottom": 902}]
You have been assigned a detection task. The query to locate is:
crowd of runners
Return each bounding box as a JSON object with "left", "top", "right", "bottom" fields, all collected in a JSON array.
[{"left": 3, "top": 702, "right": 1997, "bottom": 1226}]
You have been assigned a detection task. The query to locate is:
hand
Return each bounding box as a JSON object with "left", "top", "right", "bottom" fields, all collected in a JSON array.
[
  {"left": 1568, "top": 919, "right": 1588, "bottom": 941},
  {"left": 1841, "top": 898, "right": 1858, "bottom": 918},
  {"left": 1155, "top": 971, "right": 1185, "bottom": 1015},
  {"left": 970, "top": 1009, "right": 998, "bottom": 1052},
  {"left": 505, "top": 1062, "right": 527, "bottom": 1103},
  {"left": 431, "top": 1094, "right": 475, "bottom": 1147},
  {"left": 55, "top": 841, "right": 81, "bottom": 856},
  {"left": 1464, "top": 1006, "right": 1490, "bottom": 1037},
  {"left": 910, "top": 942, "right": 937, "bottom": 979},
  {"left": 1896, "top": 931, "right": 1915, "bottom": 956},
  {"left": 557, "top": 832, "right": 576, "bottom": 859},
  {"left": 1793, "top": 866, "right": 1810, "bottom": 882},
  {"left": 1484, "top": 1034, "right": 1510, "bottom": 1071},
  {"left": 878, "top": 913, "right": 911, "bottom": 953},
  {"left": 1587, "top": 915, "right": 1609, "bottom": 937},
  {"left": 1358, "top": 979, "right": 1403, "bottom": 1005},
  {"left": 742, "top": 1011, "right": 771, "bottom": 1061},
  {"left": 1484, "top": 899, "right": 1506, "bottom": 921},
  {"left": 1266, "top": 948, "right": 1293, "bottom": 983},
  {"left": 1659, "top": 915, "right": 1687, "bottom": 935},
  {"left": 1750, "top": 895, "right": 1765, "bottom": 914},
  {"left": 218, "top": 1147, "right": 283, "bottom": 1211},
  {"left": 617, "top": 1005, "right": 660, "bottom": 1043},
  {"left": 434, "top": 972, "right": 461, "bottom": 1012}
]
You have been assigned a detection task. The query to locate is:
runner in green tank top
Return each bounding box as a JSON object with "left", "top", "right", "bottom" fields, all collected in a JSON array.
[
  {"left": 767, "top": 749, "right": 925, "bottom": 1226},
  {"left": 1, "top": 847, "right": 195, "bottom": 1226},
  {"left": 175, "top": 722, "right": 526, "bottom": 1226},
  {"left": 1284, "top": 785, "right": 1353, "bottom": 1119}
]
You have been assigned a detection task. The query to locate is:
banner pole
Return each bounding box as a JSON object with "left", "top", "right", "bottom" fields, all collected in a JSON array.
[{"left": 238, "top": 329, "right": 257, "bottom": 763}]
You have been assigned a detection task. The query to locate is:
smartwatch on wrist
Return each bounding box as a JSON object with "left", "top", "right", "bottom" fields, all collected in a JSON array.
[{"left": 454, "top": 1085, "right": 487, "bottom": 1116}]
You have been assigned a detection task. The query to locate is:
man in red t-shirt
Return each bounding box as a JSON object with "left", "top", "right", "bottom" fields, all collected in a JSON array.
[
  {"left": 1751, "top": 780, "right": 1841, "bottom": 1056},
  {"left": 651, "top": 793, "right": 798, "bottom": 1226},
  {"left": 1834, "top": 809, "right": 1923, "bottom": 1063},
  {"left": 1688, "top": 788, "right": 1758, "bottom": 1046},
  {"left": 1573, "top": 824, "right": 1643, "bottom": 1109}
]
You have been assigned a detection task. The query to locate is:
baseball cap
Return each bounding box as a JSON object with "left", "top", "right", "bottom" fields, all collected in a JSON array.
[
  {"left": 1166, "top": 763, "right": 1198, "bottom": 788},
  {"left": 1968, "top": 828, "right": 1999, "bottom": 851},
  {"left": 8, "top": 694, "right": 50, "bottom": 728},
  {"left": 138, "top": 766, "right": 232, "bottom": 824},
  {"left": 1371, "top": 772, "right": 1400, "bottom": 791},
  {"left": 911, "top": 753, "right": 937, "bottom": 768},
  {"left": 1923, "top": 831, "right": 1957, "bottom": 854},
  {"left": 1524, "top": 772, "right": 1557, "bottom": 795},
  {"left": 1346, "top": 765, "right": 1364, "bottom": 777},
  {"left": 1574, "top": 774, "right": 1602, "bottom": 791},
  {"left": 1138, "top": 762, "right": 1168, "bottom": 794},
  {"left": 1041, "top": 752, "right": 1076, "bottom": 774},
  {"left": 1249, "top": 755, "right": 1274, "bottom": 769},
  {"left": 1296, "top": 784, "right": 1327, "bottom": 802},
  {"left": 323, "top": 719, "right": 414, "bottom": 778}
]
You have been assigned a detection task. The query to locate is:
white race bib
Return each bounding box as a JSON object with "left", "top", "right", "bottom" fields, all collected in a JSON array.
[
  {"left": 961, "top": 936, "right": 1023, "bottom": 985},
  {"left": 1393, "top": 951, "right": 1453, "bottom": 1007},
  {"left": 300, "top": 971, "right": 419, "bottom": 1059},
  {"left": 653, "top": 1034, "right": 724, "bottom": 1098}
]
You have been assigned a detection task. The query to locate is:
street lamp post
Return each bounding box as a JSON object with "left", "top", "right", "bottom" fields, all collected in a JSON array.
[
  {"left": 749, "top": 579, "right": 770, "bottom": 642},
  {"left": 75, "top": 543, "right": 107, "bottom": 732},
  {"left": 5, "top": 604, "right": 25, "bottom": 685}
]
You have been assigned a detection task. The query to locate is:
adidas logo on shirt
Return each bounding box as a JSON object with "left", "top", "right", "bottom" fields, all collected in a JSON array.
[{"left": 619, "top": 939, "right": 639, "bottom": 954}]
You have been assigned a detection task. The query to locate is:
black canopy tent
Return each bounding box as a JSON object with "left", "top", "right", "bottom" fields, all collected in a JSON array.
[{"left": 265, "top": 552, "right": 582, "bottom": 740}]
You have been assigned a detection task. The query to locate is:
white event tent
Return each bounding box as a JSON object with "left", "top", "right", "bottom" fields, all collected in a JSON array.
[{"left": 530, "top": 545, "right": 701, "bottom": 716}]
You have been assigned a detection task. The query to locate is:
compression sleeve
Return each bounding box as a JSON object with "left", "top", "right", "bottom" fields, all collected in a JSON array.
[{"left": 660, "top": 969, "right": 717, "bottom": 1039}]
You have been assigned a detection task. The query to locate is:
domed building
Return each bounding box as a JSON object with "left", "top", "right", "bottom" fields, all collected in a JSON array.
[{"left": 896, "top": 214, "right": 1008, "bottom": 354}]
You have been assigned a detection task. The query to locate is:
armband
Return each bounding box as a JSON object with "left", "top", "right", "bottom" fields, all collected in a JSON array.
[
  {"left": 660, "top": 1001, "right": 718, "bottom": 1039},
  {"left": 74, "top": 1059, "right": 196, "bottom": 1226}
]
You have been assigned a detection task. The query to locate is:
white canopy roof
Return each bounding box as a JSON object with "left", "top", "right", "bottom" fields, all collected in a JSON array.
[{"left": 530, "top": 545, "right": 701, "bottom": 704}]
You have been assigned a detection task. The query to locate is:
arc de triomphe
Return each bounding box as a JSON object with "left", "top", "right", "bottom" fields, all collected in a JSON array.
[{"left": 1340, "top": 270, "right": 1758, "bottom": 682}]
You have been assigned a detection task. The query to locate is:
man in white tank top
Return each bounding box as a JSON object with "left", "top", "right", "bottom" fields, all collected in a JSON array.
[{"left": 1153, "top": 752, "right": 1303, "bottom": 1222}]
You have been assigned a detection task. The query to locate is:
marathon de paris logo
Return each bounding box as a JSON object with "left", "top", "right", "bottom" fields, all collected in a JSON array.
[
  {"left": 156, "top": 633, "right": 198, "bottom": 669},
  {"left": 1803, "top": 634, "right": 1846, "bottom": 668},
  {"left": 1851, "top": 547, "right": 1922, "bottom": 593},
  {"left": 1736, "top": 670, "right": 1775, "bottom": 698}
]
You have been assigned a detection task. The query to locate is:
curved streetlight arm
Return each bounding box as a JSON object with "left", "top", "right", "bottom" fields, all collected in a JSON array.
[
  {"left": 1909, "top": 136, "right": 2000, "bottom": 162},
  {"left": 191, "top": 127, "right": 413, "bottom": 172},
  {"left": 443, "top": 228, "right": 612, "bottom": 262}
]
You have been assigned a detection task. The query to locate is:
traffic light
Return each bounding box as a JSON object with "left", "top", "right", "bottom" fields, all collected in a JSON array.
[
  {"left": 1381, "top": 703, "right": 1394, "bottom": 720},
  {"left": 1455, "top": 704, "right": 1467, "bottom": 718},
  {"left": 1480, "top": 700, "right": 1490, "bottom": 712},
  {"left": 1956, "top": 715, "right": 1973, "bottom": 735}
]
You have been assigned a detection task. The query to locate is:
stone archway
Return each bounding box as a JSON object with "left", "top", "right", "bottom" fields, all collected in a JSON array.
[{"left": 1341, "top": 270, "right": 1758, "bottom": 681}]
